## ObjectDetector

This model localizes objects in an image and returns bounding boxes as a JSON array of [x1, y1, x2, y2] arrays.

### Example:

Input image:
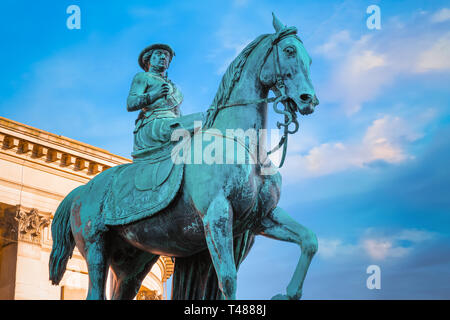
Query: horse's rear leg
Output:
[[85, 238, 109, 300], [258, 206, 318, 300], [110, 241, 160, 300], [203, 193, 236, 300]]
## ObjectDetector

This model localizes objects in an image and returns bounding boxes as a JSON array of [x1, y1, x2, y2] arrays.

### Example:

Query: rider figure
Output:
[[127, 43, 184, 161]]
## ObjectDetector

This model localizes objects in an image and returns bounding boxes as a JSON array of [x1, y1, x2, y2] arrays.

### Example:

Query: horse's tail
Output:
[[49, 186, 82, 285]]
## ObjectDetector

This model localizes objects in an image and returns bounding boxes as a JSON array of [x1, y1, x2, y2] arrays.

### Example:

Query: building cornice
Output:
[[0, 117, 131, 180]]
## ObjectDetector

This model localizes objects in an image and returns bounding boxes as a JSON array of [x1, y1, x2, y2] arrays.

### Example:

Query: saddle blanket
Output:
[[103, 157, 184, 226]]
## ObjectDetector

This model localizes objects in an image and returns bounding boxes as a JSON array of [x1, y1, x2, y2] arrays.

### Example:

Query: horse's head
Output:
[[260, 13, 319, 116]]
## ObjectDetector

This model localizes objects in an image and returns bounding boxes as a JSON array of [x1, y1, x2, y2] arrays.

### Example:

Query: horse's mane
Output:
[[204, 33, 271, 128]]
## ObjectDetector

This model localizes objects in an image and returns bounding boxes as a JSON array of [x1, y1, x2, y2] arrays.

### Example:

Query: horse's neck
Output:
[[212, 71, 268, 133], [207, 44, 272, 164]]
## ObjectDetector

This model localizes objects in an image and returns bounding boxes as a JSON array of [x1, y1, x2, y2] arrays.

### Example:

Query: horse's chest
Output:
[[234, 171, 281, 231], [258, 171, 282, 216]]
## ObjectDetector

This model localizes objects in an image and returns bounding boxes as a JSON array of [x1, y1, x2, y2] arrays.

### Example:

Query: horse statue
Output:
[[49, 13, 319, 300]]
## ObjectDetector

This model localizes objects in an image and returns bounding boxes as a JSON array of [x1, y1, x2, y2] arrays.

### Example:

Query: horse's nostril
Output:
[[300, 94, 312, 102]]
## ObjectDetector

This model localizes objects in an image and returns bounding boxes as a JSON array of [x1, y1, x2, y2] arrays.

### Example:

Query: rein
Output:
[[205, 28, 300, 168]]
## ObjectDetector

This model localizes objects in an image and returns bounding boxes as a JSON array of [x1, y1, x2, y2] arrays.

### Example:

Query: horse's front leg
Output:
[[202, 193, 236, 300], [258, 206, 318, 300]]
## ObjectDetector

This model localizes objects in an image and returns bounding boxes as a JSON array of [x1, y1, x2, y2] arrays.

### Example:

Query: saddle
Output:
[[103, 113, 204, 226]]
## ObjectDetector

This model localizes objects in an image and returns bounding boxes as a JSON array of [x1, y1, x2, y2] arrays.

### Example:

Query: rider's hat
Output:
[[138, 43, 175, 71]]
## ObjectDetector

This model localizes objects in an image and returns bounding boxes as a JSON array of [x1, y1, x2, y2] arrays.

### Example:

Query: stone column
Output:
[[0, 204, 59, 299], [0, 203, 18, 299]]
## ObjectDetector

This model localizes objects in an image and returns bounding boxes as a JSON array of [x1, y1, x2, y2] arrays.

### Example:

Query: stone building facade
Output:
[[0, 117, 173, 299]]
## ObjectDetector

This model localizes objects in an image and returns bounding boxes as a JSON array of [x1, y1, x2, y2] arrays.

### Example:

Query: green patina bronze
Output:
[[49, 13, 319, 300]]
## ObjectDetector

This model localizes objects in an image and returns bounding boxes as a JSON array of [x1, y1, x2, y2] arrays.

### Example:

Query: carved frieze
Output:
[[14, 206, 50, 244]]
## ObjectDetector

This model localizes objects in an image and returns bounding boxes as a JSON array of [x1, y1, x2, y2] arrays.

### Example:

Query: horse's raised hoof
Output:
[[271, 294, 289, 300]]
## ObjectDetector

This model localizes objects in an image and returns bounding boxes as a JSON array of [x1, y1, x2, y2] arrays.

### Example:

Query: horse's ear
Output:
[[272, 12, 285, 32]]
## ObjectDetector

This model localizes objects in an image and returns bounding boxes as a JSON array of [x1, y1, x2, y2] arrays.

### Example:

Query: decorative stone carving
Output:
[[18, 140, 32, 154], [75, 158, 88, 171], [14, 206, 50, 244], [3, 136, 20, 150], [136, 287, 162, 300]]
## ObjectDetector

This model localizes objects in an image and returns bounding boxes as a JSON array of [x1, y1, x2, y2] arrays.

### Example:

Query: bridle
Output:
[[205, 27, 301, 168]]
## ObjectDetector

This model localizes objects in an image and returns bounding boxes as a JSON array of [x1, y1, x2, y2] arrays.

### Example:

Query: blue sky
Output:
[[1, 0, 449, 299]]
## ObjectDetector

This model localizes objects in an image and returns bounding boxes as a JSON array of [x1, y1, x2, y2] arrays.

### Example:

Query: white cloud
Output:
[[279, 114, 425, 182], [416, 32, 450, 72], [431, 8, 450, 23], [215, 41, 249, 75], [318, 33, 393, 114], [318, 238, 358, 259], [316, 12, 450, 115], [350, 50, 386, 72], [207, 11, 261, 75], [394, 229, 435, 243], [315, 30, 351, 56], [318, 228, 436, 261], [362, 239, 410, 260], [362, 228, 436, 261], [362, 115, 422, 163]]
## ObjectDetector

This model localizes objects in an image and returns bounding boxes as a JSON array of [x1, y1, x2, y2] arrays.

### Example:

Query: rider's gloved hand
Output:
[[155, 83, 170, 99]]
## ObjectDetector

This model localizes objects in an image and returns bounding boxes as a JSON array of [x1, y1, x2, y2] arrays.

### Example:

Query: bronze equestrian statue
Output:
[[49, 13, 319, 300]]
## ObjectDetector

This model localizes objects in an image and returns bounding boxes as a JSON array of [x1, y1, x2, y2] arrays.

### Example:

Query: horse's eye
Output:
[[284, 46, 296, 56]]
